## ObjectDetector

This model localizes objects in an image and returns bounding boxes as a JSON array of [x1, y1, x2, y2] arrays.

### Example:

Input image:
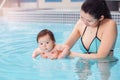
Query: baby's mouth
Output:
[[44, 48, 51, 52]]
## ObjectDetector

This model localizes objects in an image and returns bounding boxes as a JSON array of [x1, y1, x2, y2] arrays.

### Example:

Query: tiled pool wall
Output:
[[3, 9, 120, 25], [112, 12, 120, 25]]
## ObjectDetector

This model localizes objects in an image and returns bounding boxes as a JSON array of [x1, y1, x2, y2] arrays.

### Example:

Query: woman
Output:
[[58, 0, 118, 61], [57, 0, 118, 79]]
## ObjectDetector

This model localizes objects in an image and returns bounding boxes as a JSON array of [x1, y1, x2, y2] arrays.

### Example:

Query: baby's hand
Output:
[[47, 50, 59, 60], [51, 52, 59, 59]]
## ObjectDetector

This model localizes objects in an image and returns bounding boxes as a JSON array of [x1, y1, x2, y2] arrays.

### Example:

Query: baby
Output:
[[32, 29, 69, 59]]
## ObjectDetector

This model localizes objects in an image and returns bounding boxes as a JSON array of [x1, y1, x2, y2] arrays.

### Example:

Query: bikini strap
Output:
[[82, 26, 87, 37], [96, 21, 101, 36], [95, 21, 101, 53]]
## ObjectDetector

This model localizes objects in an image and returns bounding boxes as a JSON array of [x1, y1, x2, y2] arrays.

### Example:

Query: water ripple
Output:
[[0, 22, 120, 80]]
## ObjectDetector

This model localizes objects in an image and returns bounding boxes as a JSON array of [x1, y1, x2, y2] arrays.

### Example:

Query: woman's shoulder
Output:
[[101, 19, 117, 35], [99, 19, 117, 35], [100, 19, 117, 31], [102, 19, 116, 26]]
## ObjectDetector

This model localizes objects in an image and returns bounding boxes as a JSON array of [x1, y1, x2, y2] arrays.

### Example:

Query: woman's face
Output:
[[80, 10, 100, 27]]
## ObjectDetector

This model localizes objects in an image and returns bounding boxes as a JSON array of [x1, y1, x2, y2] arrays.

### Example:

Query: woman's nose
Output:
[[82, 18, 88, 25], [84, 20, 89, 26]]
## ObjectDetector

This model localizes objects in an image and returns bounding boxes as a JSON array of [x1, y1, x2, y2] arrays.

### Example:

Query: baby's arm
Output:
[[32, 48, 41, 59]]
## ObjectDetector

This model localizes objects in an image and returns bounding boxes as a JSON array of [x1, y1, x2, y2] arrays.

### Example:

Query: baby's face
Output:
[[38, 34, 55, 52]]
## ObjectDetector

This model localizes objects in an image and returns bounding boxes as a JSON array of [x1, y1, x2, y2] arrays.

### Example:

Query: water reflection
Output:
[[74, 58, 118, 80]]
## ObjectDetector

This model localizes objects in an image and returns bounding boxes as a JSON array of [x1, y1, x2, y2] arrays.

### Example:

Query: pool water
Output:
[[0, 22, 120, 80]]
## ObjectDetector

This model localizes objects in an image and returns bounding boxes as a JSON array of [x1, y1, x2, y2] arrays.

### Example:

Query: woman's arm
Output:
[[65, 20, 82, 49], [95, 20, 117, 59], [58, 20, 82, 58]]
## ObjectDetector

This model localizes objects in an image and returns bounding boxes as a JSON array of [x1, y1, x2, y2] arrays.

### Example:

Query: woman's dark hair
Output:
[[37, 29, 55, 42], [81, 0, 111, 19]]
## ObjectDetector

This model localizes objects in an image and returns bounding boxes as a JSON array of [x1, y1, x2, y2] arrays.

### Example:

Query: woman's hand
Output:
[[57, 44, 70, 59]]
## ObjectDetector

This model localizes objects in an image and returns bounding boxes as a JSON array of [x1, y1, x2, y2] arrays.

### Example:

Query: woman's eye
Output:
[[80, 16, 83, 19], [87, 20, 92, 23]]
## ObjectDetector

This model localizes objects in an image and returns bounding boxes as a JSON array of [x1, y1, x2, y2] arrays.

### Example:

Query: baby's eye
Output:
[[46, 42, 49, 44], [40, 43, 43, 45]]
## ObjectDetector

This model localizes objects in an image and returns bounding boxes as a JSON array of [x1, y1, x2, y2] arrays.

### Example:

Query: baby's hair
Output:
[[37, 29, 55, 42]]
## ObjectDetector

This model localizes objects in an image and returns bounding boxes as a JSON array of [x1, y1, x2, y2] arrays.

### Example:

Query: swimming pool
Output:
[[0, 21, 120, 80]]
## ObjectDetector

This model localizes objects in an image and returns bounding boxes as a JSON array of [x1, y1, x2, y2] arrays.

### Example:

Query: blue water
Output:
[[0, 21, 120, 80]]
